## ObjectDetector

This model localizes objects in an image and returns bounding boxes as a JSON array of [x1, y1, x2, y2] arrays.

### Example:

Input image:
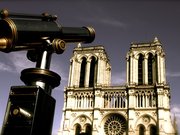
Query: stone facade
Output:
[[59, 38, 176, 135]]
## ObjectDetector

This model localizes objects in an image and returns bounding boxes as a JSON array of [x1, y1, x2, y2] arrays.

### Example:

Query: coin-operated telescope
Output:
[[0, 9, 95, 135]]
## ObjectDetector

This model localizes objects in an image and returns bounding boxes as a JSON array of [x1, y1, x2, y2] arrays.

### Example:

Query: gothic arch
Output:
[[136, 124, 145, 135], [74, 123, 81, 135], [144, 51, 155, 58], [83, 123, 92, 135], [79, 55, 88, 62], [146, 52, 154, 58], [87, 54, 98, 62], [137, 53, 144, 60], [135, 114, 157, 133], [71, 55, 88, 64], [134, 52, 145, 59], [136, 114, 157, 124], [72, 114, 92, 129], [148, 124, 157, 135]]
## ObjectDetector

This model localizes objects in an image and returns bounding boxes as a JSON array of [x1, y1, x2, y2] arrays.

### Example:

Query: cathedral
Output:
[[59, 38, 177, 135]]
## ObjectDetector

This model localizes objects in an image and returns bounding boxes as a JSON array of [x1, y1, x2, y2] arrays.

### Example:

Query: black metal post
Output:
[[1, 40, 61, 135]]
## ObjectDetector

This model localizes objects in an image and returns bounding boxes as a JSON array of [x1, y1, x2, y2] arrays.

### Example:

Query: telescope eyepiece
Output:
[[0, 9, 9, 19]]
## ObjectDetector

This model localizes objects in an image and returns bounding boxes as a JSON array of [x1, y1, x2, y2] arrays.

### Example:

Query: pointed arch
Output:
[[139, 124, 145, 135], [85, 124, 92, 135], [149, 124, 157, 135], [79, 57, 87, 87], [74, 123, 81, 135], [138, 54, 144, 85], [89, 56, 96, 87], [78, 55, 88, 62]]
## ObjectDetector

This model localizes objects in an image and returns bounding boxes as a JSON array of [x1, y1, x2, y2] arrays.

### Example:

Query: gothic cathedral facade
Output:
[[59, 38, 176, 135]]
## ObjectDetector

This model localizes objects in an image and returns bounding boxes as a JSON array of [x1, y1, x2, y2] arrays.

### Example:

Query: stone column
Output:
[[161, 53, 166, 84], [130, 56, 133, 84], [84, 60, 91, 87], [126, 55, 130, 84], [68, 60, 73, 87], [134, 58, 138, 84], [144, 57, 148, 84], [157, 54, 161, 84]]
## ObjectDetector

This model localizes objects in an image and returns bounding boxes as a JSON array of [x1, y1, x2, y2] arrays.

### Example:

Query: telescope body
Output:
[[0, 10, 95, 52]]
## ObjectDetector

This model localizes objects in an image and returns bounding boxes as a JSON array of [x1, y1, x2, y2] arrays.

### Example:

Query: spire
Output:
[[77, 43, 82, 48], [153, 37, 161, 44]]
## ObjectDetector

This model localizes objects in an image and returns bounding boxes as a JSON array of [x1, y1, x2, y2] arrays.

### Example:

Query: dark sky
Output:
[[0, 1, 180, 134]]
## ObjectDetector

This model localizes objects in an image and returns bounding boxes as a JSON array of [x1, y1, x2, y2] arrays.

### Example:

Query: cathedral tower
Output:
[[67, 45, 111, 88], [59, 38, 176, 135], [126, 37, 175, 135], [59, 45, 112, 135]]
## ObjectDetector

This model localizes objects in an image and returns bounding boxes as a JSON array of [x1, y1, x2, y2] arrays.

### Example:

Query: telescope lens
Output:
[[12, 108, 19, 116], [10, 106, 32, 119]]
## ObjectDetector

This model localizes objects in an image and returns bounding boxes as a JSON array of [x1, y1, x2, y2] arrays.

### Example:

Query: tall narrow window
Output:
[[138, 54, 144, 85], [89, 57, 96, 87], [75, 124, 81, 135], [79, 57, 86, 87], [139, 125, 145, 135], [150, 125, 157, 135], [148, 53, 153, 84], [85, 124, 92, 135]]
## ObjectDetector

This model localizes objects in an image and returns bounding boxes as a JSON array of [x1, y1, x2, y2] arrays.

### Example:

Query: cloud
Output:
[[0, 62, 13, 72], [0, 51, 69, 87], [75, 2, 127, 29], [9, 52, 35, 73], [171, 104, 180, 130], [100, 18, 126, 28], [80, 16, 126, 28], [166, 71, 180, 77], [9, 52, 69, 82], [171, 104, 180, 117], [50, 60, 69, 82]]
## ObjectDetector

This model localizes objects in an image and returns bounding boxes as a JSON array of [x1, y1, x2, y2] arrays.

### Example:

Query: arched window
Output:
[[148, 53, 153, 84], [150, 125, 157, 135], [89, 57, 96, 87], [139, 124, 145, 135], [79, 57, 86, 87], [85, 124, 92, 135], [138, 54, 144, 85], [75, 124, 81, 135]]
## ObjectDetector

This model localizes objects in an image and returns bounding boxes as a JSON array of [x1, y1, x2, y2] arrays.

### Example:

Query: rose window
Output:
[[104, 114, 126, 135]]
